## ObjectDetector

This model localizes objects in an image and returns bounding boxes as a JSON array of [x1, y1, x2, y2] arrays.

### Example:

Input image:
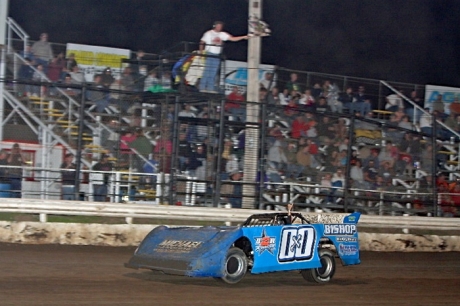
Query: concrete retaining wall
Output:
[[1, 221, 459, 252]]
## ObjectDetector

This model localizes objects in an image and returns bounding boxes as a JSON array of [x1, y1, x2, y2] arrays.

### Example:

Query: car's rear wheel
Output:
[[220, 247, 247, 284], [301, 249, 336, 283]]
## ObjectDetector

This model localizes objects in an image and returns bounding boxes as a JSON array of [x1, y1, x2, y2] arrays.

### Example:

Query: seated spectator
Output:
[[385, 92, 404, 112], [339, 87, 355, 114], [101, 67, 115, 89], [331, 167, 345, 203], [178, 104, 197, 118], [333, 118, 348, 140], [299, 89, 316, 112], [419, 109, 433, 136], [144, 70, 160, 91], [315, 97, 331, 113], [161, 71, 172, 89], [378, 161, 395, 184], [267, 138, 288, 171], [353, 85, 372, 116], [283, 96, 299, 123], [350, 159, 366, 189], [279, 88, 290, 105], [311, 83, 322, 99], [69, 65, 85, 84], [317, 117, 336, 141], [266, 87, 281, 110], [363, 148, 380, 168], [284, 142, 304, 179], [363, 159, 378, 188], [398, 115, 413, 130], [378, 141, 399, 168], [290, 115, 309, 139]]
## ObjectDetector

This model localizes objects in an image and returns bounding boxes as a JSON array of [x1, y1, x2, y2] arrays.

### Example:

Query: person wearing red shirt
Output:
[[291, 115, 309, 139], [225, 86, 246, 122]]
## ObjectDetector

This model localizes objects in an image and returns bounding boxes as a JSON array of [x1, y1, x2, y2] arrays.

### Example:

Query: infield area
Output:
[[0, 243, 458, 305]]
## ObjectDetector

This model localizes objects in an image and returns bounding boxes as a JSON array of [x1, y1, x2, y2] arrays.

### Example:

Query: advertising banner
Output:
[[222, 60, 275, 95], [424, 84, 460, 114], [66, 43, 131, 82]]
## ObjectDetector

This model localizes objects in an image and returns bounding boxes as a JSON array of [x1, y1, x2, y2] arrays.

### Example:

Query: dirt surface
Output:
[[0, 243, 459, 306]]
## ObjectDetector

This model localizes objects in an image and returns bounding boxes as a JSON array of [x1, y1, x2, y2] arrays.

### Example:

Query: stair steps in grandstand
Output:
[[70, 132, 90, 136]]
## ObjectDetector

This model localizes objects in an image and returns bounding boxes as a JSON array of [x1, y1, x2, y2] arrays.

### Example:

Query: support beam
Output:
[[242, 0, 262, 209], [0, 0, 9, 141]]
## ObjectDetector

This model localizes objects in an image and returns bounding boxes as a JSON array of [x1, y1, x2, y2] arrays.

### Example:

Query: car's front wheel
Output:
[[220, 247, 248, 284], [301, 249, 336, 283]]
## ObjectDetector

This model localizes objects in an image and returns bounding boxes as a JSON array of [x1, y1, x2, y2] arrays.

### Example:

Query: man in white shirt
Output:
[[199, 21, 247, 93]]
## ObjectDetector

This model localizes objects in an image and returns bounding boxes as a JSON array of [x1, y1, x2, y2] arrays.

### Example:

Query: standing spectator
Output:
[[31, 64, 46, 96], [431, 94, 447, 118], [221, 170, 243, 208], [315, 97, 332, 113], [285, 73, 301, 93], [267, 138, 288, 172], [60, 153, 77, 200], [178, 133, 193, 172], [0, 150, 10, 185], [120, 67, 135, 91], [350, 160, 366, 189], [385, 92, 404, 112], [225, 86, 246, 122], [199, 21, 247, 93], [31, 33, 53, 69], [129, 128, 153, 171], [65, 53, 78, 72], [87, 74, 108, 113], [260, 72, 276, 90], [47, 55, 64, 82], [92, 155, 113, 202], [17, 58, 35, 97], [7, 143, 27, 198]]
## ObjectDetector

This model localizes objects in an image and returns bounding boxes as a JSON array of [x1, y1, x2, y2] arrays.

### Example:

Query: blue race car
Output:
[[125, 211, 361, 284]]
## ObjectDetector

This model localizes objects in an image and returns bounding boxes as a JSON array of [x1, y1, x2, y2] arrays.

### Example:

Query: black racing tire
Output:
[[220, 247, 248, 284], [301, 249, 336, 284]]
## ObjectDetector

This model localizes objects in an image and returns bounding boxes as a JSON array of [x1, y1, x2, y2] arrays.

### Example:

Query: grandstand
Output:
[[1, 17, 459, 217]]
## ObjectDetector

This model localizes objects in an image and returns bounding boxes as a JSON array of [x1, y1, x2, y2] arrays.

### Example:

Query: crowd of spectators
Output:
[[8, 36, 460, 214]]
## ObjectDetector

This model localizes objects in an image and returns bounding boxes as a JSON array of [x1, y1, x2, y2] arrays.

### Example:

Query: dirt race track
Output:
[[0, 243, 459, 306]]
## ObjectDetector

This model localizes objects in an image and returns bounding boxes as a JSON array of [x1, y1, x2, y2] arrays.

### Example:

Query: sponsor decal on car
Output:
[[336, 237, 358, 242], [156, 240, 203, 253], [338, 244, 359, 256], [254, 229, 276, 255], [278, 226, 316, 262], [324, 224, 357, 236]]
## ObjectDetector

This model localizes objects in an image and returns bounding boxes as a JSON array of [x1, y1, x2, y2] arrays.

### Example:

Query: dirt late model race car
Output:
[[125, 211, 361, 284]]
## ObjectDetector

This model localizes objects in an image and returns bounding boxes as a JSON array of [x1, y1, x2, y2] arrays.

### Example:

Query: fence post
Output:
[[74, 84, 87, 201]]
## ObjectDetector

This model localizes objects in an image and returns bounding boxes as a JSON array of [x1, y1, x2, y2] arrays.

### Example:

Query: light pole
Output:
[[0, 0, 9, 142], [242, 0, 262, 208]]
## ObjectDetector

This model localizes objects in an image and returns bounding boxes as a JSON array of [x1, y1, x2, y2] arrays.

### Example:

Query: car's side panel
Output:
[[244, 224, 324, 274]]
